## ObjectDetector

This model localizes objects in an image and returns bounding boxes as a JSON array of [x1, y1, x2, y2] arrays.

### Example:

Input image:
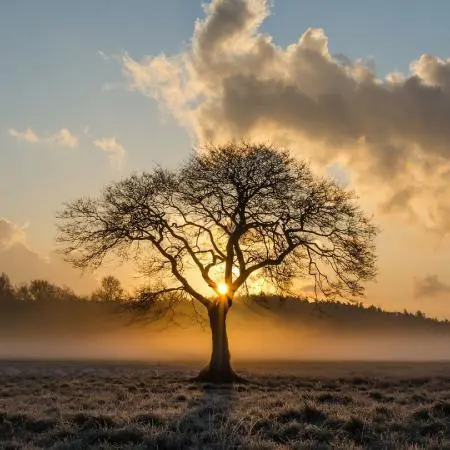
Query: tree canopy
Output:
[[57, 142, 378, 382], [58, 143, 377, 303]]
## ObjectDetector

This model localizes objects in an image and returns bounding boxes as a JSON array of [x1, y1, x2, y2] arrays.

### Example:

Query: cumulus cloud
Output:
[[93, 136, 126, 167], [0, 217, 95, 293], [8, 127, 78, 148], [414, 274, 450, 299], [8, 128, 40, 143], [119, 0, 450, 233]]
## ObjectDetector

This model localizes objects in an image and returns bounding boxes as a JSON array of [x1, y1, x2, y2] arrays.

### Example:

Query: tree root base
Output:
[[192, 366, 247, 384]]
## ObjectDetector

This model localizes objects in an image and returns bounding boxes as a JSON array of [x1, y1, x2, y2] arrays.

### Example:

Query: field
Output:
[[0, 361, 449, 449]]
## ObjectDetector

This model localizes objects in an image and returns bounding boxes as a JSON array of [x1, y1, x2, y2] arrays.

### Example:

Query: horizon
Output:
[[1, 271, 447, 322]]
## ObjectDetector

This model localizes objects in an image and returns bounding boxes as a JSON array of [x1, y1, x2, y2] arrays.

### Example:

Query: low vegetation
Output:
[[0, 361, 449, 449]]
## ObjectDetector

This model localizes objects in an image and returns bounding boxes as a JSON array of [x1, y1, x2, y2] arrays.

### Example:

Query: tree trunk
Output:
[[195, 300, 241, 383]]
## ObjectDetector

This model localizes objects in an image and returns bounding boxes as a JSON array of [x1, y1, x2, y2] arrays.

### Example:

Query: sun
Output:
[[217, 282, 229, 295]]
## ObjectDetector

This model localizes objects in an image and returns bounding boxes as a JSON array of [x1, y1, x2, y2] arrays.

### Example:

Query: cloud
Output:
[[8, 126, 128, 167], [8, 127, 78, 148], [48, 128, 78, 148], [93, 136, 126, 167], [0, 217, 96, 294], [414, 274, 450, 299], [8, 128, 40, 143], [0, 218, 28, 249], [119, 0, 450, 233], [98, 50, 110, 61], [100, 81, 125, 92]]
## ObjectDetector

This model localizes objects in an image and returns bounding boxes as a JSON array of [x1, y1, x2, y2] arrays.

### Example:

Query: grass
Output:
[[0, 361, 449, 449]]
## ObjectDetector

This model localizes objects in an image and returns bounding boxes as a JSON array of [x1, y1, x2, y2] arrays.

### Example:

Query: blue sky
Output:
[[265, 1, 450, 74], [2, 1, 450, 316]]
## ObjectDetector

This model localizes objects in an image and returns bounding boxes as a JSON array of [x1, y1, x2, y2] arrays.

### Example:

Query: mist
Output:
[[1, 305, 448, 362]]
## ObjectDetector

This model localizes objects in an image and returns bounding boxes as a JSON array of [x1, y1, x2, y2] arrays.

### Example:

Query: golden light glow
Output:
[[217, 282, 229, 295], [250, 275, 277, 294]]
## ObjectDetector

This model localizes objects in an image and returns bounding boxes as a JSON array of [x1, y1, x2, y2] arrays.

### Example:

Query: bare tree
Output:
[[57, 142, 377, 382], [92, 275, 125, 302]]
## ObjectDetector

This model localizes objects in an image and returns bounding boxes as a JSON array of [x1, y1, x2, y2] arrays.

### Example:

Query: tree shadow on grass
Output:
[[169, 382, 241, 449]]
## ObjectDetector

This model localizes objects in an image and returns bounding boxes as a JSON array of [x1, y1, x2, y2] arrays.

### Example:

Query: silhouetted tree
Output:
[[415, 310, 426, 319], [0, 273, 14, 303], [92, 275, 125, 302], [28, 280, 57, 302], [57, 142, 378, 382]]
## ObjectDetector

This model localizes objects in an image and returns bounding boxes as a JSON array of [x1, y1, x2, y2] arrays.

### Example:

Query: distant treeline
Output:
[[243, 295, 450, 335], [0, 272, 449, 338], [0, 273, 127, 337]]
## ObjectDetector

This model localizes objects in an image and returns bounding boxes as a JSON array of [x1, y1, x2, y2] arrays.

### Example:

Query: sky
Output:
[[2, 0, 450, 318]]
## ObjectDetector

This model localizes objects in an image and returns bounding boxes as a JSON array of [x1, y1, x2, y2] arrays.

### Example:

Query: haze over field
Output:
[[2, 324, 449, 363], [0, 280, 449, 362]]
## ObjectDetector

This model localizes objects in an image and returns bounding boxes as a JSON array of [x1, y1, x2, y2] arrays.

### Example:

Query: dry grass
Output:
[[0, 361, 449, 449]]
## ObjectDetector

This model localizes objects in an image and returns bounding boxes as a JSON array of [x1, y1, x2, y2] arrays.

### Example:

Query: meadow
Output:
[[0, 360, 449, 449]]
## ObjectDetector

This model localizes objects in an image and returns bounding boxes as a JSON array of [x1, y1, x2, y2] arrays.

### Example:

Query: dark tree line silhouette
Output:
[[0, 272, 127, 337], [0, 272, 448, 340]]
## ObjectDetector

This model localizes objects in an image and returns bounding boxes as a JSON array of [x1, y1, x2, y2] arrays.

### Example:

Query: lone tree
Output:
[[57, 143, 377, 382]]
